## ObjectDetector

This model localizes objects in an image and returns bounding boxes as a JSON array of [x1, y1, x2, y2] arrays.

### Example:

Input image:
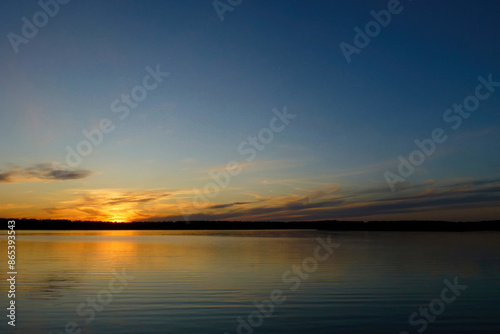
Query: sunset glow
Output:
[[1, 1, 499, 223]]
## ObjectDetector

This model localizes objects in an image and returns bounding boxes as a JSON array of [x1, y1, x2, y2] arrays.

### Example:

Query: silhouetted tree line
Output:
[[2, 218, 499, 231]]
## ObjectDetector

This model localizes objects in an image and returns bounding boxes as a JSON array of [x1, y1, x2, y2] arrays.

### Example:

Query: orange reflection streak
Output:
[[2, 231, 349, 300]]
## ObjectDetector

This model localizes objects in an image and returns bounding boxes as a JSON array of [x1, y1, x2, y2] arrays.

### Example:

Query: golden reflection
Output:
[[1, 230, 496, 304]]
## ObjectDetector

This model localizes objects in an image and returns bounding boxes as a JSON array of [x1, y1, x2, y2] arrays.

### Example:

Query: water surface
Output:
[[2, 230, 499, 333]]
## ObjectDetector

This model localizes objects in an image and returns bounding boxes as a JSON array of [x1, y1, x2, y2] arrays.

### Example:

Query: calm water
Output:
[[1, 230, 500, 334]]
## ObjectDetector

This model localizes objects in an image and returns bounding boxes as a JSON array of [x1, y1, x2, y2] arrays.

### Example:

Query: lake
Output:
[[2, 230, 499, 333]]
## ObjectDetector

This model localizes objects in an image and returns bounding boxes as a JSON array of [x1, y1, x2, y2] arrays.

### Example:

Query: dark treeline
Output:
[[3, 218, 500, 231]]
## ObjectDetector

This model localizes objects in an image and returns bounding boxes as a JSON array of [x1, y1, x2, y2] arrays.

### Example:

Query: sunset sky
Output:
[[1, 0, 499, 222]]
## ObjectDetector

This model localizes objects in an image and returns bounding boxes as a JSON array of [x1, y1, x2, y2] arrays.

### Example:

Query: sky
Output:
[[1, 0, 499, 222]]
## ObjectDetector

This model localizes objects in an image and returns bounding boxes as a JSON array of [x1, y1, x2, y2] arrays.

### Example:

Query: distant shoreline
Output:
[[3, 218, 500, 231]]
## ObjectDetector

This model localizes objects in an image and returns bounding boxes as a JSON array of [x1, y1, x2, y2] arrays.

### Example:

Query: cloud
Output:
[[143, 178, 500, 222], [0, 171, 15, 183], [0, 164, 93, 183], [42, 189, 171, 222], [104, 192, 171, 206], [207, 201, 254, 210]]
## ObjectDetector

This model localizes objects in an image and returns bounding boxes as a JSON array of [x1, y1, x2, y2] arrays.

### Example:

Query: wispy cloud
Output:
[[0, 164, 93, 184], [142, 178, 500, 222], [43, 189, 171, 221]]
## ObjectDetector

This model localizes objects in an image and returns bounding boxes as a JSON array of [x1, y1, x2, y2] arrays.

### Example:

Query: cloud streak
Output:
[[0, 164, 92, 183], [142, 178, 500, 222], [43, 189, 171, 222]]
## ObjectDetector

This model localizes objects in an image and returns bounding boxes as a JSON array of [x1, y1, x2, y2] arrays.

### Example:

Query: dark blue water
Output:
[[2, 230, 499, 333]]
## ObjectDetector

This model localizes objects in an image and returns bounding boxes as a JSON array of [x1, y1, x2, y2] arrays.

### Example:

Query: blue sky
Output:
[[1, 0, 499, 222]]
